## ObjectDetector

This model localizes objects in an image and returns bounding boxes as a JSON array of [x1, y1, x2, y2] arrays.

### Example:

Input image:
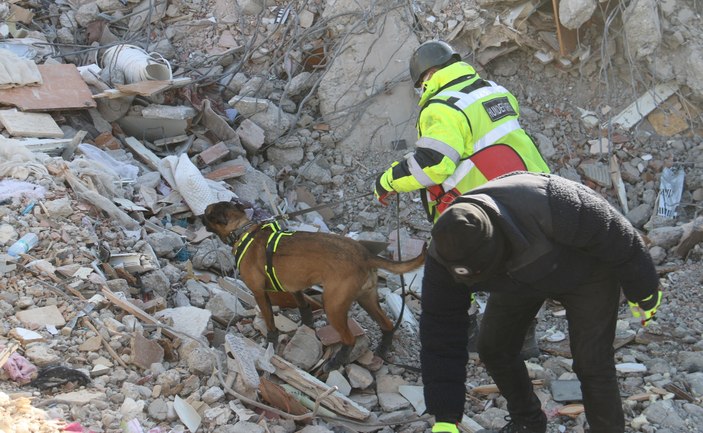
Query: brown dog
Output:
[[202, 201, 426, 371]]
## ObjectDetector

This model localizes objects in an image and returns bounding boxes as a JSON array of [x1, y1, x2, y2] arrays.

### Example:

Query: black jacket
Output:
[[421, 172, 659, 420]]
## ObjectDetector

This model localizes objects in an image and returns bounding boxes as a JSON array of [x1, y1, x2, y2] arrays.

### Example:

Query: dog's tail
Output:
[[369, 243, 427, 274]]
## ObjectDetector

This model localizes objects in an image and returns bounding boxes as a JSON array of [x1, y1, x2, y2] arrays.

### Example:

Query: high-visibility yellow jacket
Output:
[[378, 62, 550, 221]]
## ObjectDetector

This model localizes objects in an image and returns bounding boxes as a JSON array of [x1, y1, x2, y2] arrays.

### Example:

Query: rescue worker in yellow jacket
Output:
[[374, 40, 550, 222], [373, 40, 551, 359]]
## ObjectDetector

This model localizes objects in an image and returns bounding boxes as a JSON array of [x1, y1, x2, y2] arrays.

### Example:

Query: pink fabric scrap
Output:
[[2, 352, 37, 383]]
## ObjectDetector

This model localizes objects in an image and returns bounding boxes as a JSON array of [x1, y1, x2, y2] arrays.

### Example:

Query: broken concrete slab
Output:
[[236, 118, 265, 153], [154, 306, 212, 339], [318, 2, 419, 155], [15, 305, 66, 327], [0, 110, 64, 138]]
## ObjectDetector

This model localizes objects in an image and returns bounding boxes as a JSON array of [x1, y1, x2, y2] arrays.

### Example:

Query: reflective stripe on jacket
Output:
[[378, 62, 550, 222]]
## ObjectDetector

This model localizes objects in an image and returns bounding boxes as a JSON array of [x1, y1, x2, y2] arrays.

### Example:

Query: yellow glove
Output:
[[432, 422, 459, 433], [628, 290, 662, 326]]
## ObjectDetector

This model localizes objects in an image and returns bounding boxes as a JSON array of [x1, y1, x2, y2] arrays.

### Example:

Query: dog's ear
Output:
[[203, 202, 231, 225]]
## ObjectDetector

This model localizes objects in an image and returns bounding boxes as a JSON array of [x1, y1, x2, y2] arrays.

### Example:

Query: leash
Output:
[[271, 191, 373, 222], [380, 194, 422, 373]]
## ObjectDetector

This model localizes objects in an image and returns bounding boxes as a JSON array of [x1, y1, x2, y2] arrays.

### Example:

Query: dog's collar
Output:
[[225, 221, 258, 246]]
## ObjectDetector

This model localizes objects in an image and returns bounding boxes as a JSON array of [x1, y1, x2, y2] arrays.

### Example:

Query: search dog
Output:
[[202, 201, 426, 371]]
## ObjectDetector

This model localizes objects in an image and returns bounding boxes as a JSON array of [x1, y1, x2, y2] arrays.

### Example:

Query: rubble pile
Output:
[[0, 0, 702, 432]]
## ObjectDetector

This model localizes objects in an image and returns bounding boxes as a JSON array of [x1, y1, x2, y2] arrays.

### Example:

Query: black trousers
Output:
[[477, 271, 625, 433]]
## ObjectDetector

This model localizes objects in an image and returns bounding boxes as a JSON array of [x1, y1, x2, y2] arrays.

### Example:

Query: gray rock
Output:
[[187, 347, 215, 375], [378, 392, 411, 411], [297, 426, 334, 433], [146, 230, 184, 258], [286, 72, 313, 98], [206, 290, 245, 322], [643, 399, 686, 430], [532, 132, 556, 159], [140, 270, 171, 298], [648, 246, 667, 265], [186, 279, 210, 308], [559, 0, 597, 30], [281, 326, 322, 370], [300, 161, 332, 184], [349, 392, 378, 411], [227, 167, 277, 207], [678, 351, 703, 372], [75, 2, 100, 27], [202, 386, 226, 404], [267, 146, 304, 168], [240, 76, 274, 99], [228, 421, 265, 433], [346, 363, 374, 389], [147, 398, 168, 421], [686, 372, 703, 397], [326, 370, 352, 396], [623, 0, 661, 59], [647, 226, 683, 249], [626, 204, 652, 228]]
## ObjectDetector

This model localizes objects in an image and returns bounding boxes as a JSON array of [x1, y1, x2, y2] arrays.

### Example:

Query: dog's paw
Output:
[[374, 331, 395, 357], [322, 344, 352, 372], [321, 358, 341, 373], [299, 305, 314, 328], [266, 330, 280, 347]]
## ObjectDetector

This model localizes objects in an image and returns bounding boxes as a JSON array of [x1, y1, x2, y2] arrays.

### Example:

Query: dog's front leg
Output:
[[292, 292, 314, 328], [255, 291, 280, 346]]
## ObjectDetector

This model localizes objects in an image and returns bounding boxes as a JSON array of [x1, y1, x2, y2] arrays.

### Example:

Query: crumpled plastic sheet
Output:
[[159, 154, 237, 215], [57, 162, 140, 232], [2, 352, 38, 384], [0, 179, 46, 202], [0, 138, 51, 180], [77, 143, 138, 181]]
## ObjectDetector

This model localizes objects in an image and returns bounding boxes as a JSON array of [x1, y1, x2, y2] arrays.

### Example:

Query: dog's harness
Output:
[[230, 220, 293, 292]]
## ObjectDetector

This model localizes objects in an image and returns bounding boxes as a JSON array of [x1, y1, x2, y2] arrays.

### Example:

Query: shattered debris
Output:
[[0, 0, 702, 432]]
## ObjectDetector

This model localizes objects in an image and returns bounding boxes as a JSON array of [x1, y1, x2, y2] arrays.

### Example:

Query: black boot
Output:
[[519, 319, 540, 360], [467, 312, 479, 353]]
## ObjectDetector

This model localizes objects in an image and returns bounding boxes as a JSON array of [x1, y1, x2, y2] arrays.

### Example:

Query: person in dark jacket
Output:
[[422, 172, 662, 433]]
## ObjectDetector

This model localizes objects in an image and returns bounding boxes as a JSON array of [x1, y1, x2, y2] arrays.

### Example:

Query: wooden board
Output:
[[0, 110, 64, 138], [551, 0, 578, 57], [0, 64, 96, 111]]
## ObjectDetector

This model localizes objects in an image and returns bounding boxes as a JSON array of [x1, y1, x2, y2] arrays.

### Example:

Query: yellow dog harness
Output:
[[233, 221, 294, 292]]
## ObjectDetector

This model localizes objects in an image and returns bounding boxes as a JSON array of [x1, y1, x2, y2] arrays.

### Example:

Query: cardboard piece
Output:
[[0, 64, 96, 111]]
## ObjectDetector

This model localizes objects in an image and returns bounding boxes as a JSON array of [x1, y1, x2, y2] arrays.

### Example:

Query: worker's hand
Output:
[[374, 172, 395, 206], [628, 289, 662, 326], [431, 422, 459, 433]]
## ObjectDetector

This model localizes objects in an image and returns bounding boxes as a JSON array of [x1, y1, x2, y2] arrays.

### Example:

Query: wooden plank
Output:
[[551, 0, 577, 57], [123, 136, 161, 170], [117, 78, 192, 97], [270, 354, 370, 420], [603, 81, 679, 130], [0, 64, 96, 111], [100, 286, 178, 340], [0, 110, 64, 138]]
